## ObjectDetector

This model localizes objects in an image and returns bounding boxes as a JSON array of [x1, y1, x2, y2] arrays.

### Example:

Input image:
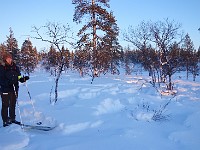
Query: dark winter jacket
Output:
[[0, 62, 21, 93]]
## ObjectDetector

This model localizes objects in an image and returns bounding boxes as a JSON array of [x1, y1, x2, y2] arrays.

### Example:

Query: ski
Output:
[[0, 123, 56, 131], [20, 124, 56, 131]]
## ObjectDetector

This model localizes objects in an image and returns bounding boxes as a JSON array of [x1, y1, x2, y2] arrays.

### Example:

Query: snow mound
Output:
[[59, 120, 103, 135], [94, 98, 125, 115]]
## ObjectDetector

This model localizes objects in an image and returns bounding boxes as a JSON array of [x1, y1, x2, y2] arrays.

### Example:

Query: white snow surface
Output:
[[0, 69, 200, 150]]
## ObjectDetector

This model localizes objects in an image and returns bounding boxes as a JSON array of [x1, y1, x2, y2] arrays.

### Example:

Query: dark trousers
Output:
[[1, 92, 17, 123]]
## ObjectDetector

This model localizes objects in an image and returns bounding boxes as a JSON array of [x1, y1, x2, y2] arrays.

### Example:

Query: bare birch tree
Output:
[[32, 22, 72, 103]]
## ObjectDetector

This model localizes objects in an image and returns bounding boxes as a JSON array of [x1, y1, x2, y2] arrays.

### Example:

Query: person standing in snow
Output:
[[0, 52, 29, 127]]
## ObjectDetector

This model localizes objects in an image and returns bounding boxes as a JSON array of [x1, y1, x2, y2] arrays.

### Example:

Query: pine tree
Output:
[[98, 11, 122, 75], [72, 0, 121, 81]]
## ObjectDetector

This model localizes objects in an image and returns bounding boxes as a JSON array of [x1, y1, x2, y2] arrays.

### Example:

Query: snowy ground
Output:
[[0, 69, 200, 150]]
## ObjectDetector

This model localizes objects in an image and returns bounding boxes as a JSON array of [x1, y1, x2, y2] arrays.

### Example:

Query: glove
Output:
[[19, 76, 29, 83], [25, 76, 29, 81]]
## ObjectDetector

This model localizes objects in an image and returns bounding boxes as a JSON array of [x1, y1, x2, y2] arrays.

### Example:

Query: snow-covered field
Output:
[[0, 69, 200, 150]]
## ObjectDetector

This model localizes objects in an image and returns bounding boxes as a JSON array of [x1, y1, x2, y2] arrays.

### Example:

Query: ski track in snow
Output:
[[0, 71, 200, 150]]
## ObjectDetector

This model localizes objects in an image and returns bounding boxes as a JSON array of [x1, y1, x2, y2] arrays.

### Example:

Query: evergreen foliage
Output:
[[0, 3, 199, 100], [20, 39, 38, 75], [5, 28, 20, 65], [72, 0, 121, 81]]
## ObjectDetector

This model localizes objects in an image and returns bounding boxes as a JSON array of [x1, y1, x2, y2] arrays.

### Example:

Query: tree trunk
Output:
[[168, 74, 172, 90], [92, 0, 97, 70], [54, 65, 63, 103]]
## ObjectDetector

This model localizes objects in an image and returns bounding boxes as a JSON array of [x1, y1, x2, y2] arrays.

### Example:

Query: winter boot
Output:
[[7, 117, 12, 125], [3, 122, 9, 127], [11, 120, 21, 125]]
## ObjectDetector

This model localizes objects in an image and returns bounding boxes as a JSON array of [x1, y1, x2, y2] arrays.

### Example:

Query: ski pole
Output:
[[24, 82, 42, 125], [13, 84, 24, 130], [24, 82, 36, 113]]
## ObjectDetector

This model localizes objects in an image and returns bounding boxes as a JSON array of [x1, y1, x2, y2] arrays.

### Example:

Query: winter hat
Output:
[[2, 52, 12, 61]]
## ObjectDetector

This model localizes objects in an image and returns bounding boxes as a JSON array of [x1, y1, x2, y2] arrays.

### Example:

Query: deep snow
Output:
[[0, 68, 200, 150]]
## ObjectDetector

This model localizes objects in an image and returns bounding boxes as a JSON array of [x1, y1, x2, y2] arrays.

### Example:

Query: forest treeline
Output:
[[0, 0, 200, 102], [1, 27, 199, 81]]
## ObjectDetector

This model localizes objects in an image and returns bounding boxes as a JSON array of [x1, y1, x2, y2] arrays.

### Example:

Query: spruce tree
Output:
[[182, 33, 195, 79], [20, 39, 38, 75], [5, 28, 20, 64]]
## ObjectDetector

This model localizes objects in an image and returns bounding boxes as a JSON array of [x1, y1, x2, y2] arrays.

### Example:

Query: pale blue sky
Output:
[[0, 0, 199, 51]]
